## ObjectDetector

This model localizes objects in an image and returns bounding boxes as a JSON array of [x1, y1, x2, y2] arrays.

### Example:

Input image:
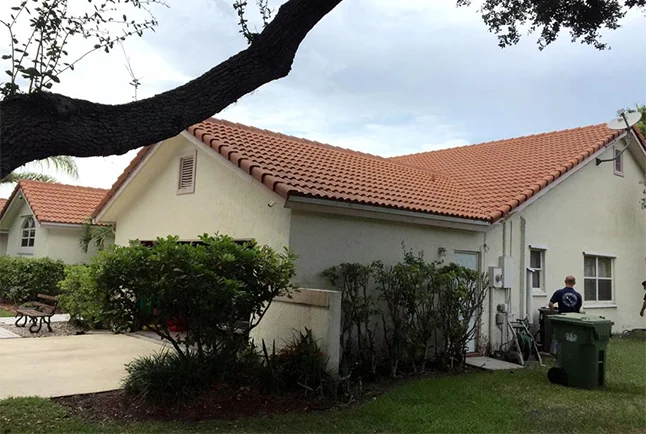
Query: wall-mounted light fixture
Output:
[[438, 247, 447, 257]]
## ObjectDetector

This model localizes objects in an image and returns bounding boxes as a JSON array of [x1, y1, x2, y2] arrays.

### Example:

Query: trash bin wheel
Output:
[[548, 367, 568, 386]]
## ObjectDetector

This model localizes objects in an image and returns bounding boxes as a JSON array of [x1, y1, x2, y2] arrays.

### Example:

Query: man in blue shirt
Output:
[[549, 275, 582, 314]]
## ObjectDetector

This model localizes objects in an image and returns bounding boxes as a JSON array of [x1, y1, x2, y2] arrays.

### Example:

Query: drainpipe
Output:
[[519, 217, 526, 319], [522, 217, 532, 321], [483, 231, 493, 352]]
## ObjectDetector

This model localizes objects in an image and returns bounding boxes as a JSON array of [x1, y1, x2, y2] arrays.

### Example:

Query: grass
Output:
[[0, 308, 14, 317], [0, 335, 644, 434]]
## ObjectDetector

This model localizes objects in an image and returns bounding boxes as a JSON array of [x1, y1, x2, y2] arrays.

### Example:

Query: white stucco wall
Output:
[[289, 211, 487, 289], [288, 210, 503, 350], [522, 144, 646, 332], [106, 135, 291, 251], [251, 288, 341, 375], [5, 199, 48, 258], [44, 227, 109, 264]]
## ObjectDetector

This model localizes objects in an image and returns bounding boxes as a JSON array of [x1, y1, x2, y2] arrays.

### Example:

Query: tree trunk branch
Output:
[[0, 0, 343, 178]]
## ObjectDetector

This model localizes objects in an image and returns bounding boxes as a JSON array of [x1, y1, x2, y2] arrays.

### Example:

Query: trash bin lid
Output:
[[548, 312, 613, 325]]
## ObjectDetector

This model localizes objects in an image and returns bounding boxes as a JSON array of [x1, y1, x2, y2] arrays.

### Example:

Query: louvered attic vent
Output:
[[177, 153, 196, 194]]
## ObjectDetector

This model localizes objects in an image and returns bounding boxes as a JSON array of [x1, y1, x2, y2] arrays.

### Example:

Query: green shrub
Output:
[[0, 256, 65, 303], [123, 351, 212, 404], [57, 265, 104, 330], [261, 329, 333, 396]]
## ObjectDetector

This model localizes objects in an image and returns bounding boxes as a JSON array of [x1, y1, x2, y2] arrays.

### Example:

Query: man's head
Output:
[[642, 280, 646, 291], [565, 276, 576, 288]]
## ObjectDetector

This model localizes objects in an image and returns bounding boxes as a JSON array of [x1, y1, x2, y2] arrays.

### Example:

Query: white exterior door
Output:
[[453, 251, 480, 353]]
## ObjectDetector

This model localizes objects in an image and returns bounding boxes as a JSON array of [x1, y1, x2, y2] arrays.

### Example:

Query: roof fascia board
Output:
[[491, 134, 625, 226], [627, 129, 646, 174], [40, 222, 83, 229], [181, 131, 254, 183], [0, 187, 38, 227], [94, 142, 163, 223], [286, 196, 490, 232], [180, 131, 286, 206]]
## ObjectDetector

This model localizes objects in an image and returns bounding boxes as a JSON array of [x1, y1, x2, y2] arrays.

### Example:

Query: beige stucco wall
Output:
[[0, 233, 7, 255], [251, 288, 341, 375], [107, 135, 291, 251], [522, 143, 646, 332]]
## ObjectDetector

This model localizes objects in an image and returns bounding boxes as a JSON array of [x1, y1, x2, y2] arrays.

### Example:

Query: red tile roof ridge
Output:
[[203, 118, 388, 161], [17, 179, 108, 193], [1, 180, 109, 225], [390, 123, 609, 160]]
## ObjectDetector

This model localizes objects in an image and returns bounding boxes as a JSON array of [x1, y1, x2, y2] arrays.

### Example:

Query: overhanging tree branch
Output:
[[0, 0, 343, 178]]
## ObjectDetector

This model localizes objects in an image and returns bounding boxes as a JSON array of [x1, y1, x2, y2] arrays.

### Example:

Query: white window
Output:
[[20, 217, 36, 248], [530, 249, 544, 292], [613, 147, 623, 176], [583, 255, 613, 302], [177, 152, 196, 194]]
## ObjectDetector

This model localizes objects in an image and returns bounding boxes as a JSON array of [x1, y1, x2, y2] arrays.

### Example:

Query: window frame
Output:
[[19, 216, 36, 251], [613, 146, 624, 177], [583, 254, 615, 306], [177, 151, 197, 195], [529, 249, 545, 293]]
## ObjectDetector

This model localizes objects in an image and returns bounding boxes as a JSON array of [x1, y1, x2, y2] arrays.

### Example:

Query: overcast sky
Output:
[[1, 0, 644, 198]]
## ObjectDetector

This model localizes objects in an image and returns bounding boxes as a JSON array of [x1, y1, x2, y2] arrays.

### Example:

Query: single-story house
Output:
[[92, 118, 646, 353], [0, 180, 112, 263]]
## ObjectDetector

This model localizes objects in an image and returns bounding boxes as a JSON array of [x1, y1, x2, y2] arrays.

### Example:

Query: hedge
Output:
[[0, 256, 66, 303]]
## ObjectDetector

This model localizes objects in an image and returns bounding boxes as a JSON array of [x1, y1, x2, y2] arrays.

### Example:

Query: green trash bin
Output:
[[547, 313, 613, 389]]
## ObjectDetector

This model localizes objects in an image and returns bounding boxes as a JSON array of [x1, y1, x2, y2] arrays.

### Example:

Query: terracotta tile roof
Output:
[[1, 181, 108, 225], [0, 199, 6, 213], [94, 119, 630, 224], [93, 119, 490, 221], [390, 124, 624, 220]]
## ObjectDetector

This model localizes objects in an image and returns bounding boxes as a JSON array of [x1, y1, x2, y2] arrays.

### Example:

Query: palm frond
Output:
[[34, 156, 79, 179], [0, 171, 58, 184], [79, 218, 114, 253]]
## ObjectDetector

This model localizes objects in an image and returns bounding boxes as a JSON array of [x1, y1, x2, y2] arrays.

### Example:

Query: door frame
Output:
[[453, 250, 481, 354]]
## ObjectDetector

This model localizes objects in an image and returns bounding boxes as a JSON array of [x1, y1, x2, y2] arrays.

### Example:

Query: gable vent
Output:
[[177, 153, 196, 194]]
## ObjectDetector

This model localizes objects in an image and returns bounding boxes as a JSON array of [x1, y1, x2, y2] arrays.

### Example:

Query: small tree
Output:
[[434, 263, 489, 369], [323, 262, 377, 377]]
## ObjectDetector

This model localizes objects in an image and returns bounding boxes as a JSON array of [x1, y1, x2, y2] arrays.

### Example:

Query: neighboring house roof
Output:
[[0, 181, 108, 225], [0, 199, 6, 211], [94, 118, 640, 224]]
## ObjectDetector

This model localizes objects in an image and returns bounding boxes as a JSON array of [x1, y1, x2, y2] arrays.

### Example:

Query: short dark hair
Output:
[[642, 280, 646, 287]]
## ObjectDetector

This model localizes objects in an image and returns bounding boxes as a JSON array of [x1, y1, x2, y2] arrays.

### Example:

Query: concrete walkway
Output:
[[466, 356, 523, 371], [0, 333, 162, 399]]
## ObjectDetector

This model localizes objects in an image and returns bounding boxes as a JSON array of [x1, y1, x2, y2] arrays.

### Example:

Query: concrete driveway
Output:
[[0, 333, 163, 399]]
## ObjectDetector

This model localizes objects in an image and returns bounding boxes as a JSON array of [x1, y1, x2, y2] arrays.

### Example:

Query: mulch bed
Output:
[[54, 387, 336, 423], [54, 367, 467, 423], [0, 321, 83, 338]]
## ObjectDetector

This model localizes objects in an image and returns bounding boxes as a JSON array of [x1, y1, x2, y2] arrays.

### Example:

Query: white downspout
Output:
[[522, 217, 532, 321], [519, 217, 526, 319]]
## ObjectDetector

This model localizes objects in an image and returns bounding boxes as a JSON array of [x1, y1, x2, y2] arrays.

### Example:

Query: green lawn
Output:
[[1, 336, 644, 434], [0, 308, 14, 317]]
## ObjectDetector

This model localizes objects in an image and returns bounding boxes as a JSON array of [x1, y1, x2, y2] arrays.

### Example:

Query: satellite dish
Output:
[[606, 111, 642, 130]]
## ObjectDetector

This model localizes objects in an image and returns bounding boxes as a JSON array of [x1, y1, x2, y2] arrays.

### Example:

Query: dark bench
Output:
[[15, 294, 58, 333]]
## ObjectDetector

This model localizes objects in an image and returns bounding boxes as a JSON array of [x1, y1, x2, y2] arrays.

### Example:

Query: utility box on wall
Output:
[[488, 267, 504, 289], [499, 255, 517, 289]]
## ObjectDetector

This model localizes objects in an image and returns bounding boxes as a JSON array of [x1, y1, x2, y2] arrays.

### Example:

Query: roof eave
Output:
[[286, 195, 491, 232]]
